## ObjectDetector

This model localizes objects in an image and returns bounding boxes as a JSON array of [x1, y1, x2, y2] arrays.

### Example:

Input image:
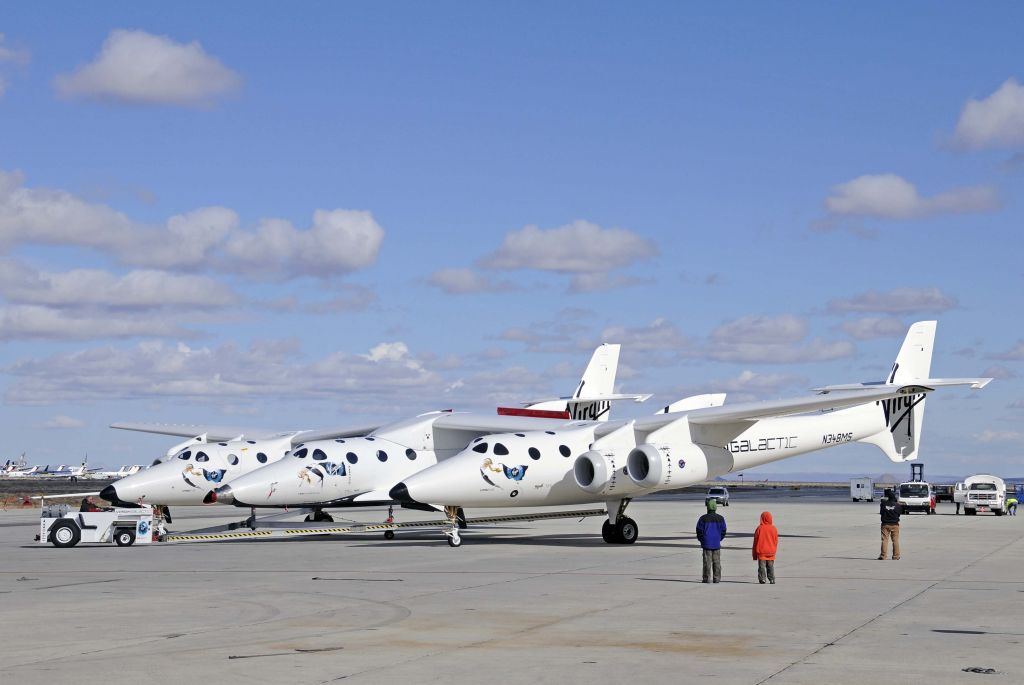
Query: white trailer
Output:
[[38, 503, 156, 547], [850, 477, 874, 502]]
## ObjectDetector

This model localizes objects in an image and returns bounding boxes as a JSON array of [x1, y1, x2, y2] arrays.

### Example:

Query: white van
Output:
[[896, 481, 935, 514], [850, 477, 874, 502]]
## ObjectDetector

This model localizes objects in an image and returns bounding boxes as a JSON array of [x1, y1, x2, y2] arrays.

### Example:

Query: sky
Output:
[[1, 2, 1022, 478]]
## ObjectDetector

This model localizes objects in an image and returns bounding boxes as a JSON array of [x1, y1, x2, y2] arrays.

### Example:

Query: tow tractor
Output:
[[37, 502, 158, 548]]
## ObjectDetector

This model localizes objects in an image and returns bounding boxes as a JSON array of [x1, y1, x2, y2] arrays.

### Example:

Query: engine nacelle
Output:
[[573, 450, 611, 494], [626, 441, 712, 490], [573, 449, 652, 496]]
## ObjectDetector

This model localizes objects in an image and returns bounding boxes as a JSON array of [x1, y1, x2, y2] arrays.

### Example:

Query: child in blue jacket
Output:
[[696, 499, 727, 583]]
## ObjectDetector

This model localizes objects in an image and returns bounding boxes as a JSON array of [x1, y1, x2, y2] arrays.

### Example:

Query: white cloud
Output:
[[0, 170, 384, 277], [568, 272, 645, 293], [953, 78, 1024, 150], [703, 337, 854, 364], [840, 316, 907, 340], [41, 415, 86, 429], [684, 369, 808, 401], [427, 268, 509, 294], [483, 220, 657, 273], [824, 174, 998, 219], [0, 33, 30, 98], [0, 305, 194, 341], [0, 260, 238, 308], [6, 339, 440, 405], [975, 429, 1024, 443], [980, 365, 1016, 380], [828, 288, 957, 314], [710, 314, 806, 344], [990, 340, 1024, 361], [600, 318, 690, 352], [54, 29, 240, 107]]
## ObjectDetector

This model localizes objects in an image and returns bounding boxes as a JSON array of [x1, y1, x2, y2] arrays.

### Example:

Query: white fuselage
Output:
[[221, 435, 438, 507], [103, 438, 291, 505], [398, 403, 888, 508]]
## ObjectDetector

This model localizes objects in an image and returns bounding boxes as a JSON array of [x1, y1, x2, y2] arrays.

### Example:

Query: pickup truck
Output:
[[962, 474, 1006, 516]]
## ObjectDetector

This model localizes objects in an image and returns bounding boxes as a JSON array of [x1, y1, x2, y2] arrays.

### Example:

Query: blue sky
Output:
[[1, 3, 1022, 477]]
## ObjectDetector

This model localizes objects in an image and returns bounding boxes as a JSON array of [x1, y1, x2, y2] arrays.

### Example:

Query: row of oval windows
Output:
[[471, 439, 572, 460], [292, 447, 418, 464], [176, 450, 269, 465]]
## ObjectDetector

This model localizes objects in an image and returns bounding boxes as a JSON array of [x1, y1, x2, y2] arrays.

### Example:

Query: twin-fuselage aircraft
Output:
[[104, 323, 990, 546]]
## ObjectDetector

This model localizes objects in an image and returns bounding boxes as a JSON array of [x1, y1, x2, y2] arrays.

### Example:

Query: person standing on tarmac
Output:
[[697, 499, 727, 583], [752, 511, 779, 584], [879, 488, 902, 560]]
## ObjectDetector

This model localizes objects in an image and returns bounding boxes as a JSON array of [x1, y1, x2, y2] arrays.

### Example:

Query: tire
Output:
[[966, 508, 976, 516], [447, 534, 462, 548], [994, 509, 1003, 517], [114, 528, 136, 546], [384, 530, 395, 540], [50, 520, 81, 548], [616, 517, 639, 545], [601, 520, 619, 544]]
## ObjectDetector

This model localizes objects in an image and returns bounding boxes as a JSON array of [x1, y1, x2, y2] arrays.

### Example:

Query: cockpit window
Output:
[[195, 452, 210, 462], [312, 449, 327, 461], [218, 442, 228, 447], [493, 443, 509, 456], [257, 452, 268, 463], [545, 431, 556, 435], [294, 448, 309, 459], [227, 454, 239, 466], [515, 433, 525, 437], [559, 445, 571, 457], [177, 451, 192, 460], [472, 442, 488, 453], [335, 439, 346, 443]]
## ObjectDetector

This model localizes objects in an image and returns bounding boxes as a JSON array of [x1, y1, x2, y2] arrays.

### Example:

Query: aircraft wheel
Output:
[[601, 520, 620, 544], [616, 517, 639, 545], [50, 521, 80, 548], [447, 533, 462, 548], [384, 530, 395, 540], [114, 528, 136, 546]]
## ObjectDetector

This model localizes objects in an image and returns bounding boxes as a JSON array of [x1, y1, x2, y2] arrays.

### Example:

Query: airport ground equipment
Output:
[[961, 474, 1006, 516], [932, 484, 955, 502], [37, 503, 155, 548], [705, 486, 730, 506], [850, 477, 874, 501], [896, 481, 935, 514]]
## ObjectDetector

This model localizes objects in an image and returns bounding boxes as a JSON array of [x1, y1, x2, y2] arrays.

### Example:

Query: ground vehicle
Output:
[[38, 503, 156, 548], [933, 484, 955, 502], [962, 474, 1006, 516], [706, 486, 730, 506], [896, 481, 935, 514], [850, 477, 874, 501]]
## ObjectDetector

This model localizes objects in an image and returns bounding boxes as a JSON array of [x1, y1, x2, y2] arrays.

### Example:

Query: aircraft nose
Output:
[[99, 484, 119, 503], [389, 482, 416, 505], [213, 484, 235, 505]]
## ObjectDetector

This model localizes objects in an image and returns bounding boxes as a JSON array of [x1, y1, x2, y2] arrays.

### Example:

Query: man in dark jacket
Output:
[[697, 499, 727, 583], [879, 488, 902, 560]]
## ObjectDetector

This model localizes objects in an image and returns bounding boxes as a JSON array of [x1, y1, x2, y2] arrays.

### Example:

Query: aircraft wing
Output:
[[111, 422, 382, 445], [430, 412, 585, 433], [631, 385, 936, 431], [813, 377, 992, 392]]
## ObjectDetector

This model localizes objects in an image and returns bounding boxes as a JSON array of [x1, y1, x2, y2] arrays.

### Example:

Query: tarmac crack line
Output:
[[754, 528, 1024, 685]]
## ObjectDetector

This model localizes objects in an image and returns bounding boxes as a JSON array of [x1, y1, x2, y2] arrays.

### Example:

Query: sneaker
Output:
[[713, 579, 720, 583], [892, 556, 900, 560], [759, 580, 766, 584], [702, 580, 710, 584], [877, 556, 885, 560], [769, 580, 775, 584]]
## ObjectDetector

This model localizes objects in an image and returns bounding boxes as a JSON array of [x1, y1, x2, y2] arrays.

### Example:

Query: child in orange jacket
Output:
[[752, 511, 778, 584]]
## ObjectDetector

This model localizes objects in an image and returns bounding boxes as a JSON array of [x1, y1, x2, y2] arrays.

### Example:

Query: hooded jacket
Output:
[[752, 511, 778, 561], [696, 506, 727, 550]]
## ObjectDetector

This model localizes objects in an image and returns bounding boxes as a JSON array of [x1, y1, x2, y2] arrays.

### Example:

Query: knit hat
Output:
[[706, 499, 717, 512]]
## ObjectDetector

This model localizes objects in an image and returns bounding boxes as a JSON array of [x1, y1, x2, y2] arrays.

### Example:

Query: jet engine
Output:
[[573, 449, 650, 496], [626, 441, 713, 490]]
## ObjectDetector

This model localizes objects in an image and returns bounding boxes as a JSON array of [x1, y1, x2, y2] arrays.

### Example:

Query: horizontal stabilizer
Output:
[[523, 393, 652, 407], [815, 377, 992, 393], [657, 393, 727, 414]]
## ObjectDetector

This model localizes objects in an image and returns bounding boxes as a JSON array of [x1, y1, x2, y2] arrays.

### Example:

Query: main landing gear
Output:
[[602, 499, 638, 544], [304, 508, 334, 523]]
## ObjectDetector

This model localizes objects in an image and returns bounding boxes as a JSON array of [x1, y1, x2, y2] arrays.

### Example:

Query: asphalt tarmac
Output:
[[1, 492, 1021, 684]]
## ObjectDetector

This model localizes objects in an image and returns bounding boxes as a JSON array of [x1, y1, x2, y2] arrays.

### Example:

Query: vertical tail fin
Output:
[[861, 321, 936, 462], [566, 343, 620, 421]]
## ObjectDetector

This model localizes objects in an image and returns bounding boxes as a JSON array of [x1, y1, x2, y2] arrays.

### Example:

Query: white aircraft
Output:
[[102, 344, 647, 512], [388, 321, 992, 546]]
